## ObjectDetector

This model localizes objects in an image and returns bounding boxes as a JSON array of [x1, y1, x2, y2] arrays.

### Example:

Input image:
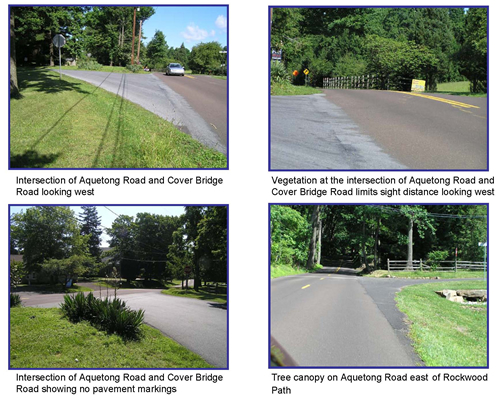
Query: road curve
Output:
[[55, 70, 226, 155], [17, 288, 228, 368]]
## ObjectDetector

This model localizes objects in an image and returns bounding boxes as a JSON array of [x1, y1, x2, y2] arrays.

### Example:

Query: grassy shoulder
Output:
[[161, 286, 227, 304], [10, 307, 212, 368], [10, 69, 226, 168], [364, 270, 485, 279], [271, 263, 322, 279], [58, 65, 150, 74], [426, 81, 487, 97], [13, 284, 93, 293], [271, 82, 322, 96], [396, 280, 487, 366]]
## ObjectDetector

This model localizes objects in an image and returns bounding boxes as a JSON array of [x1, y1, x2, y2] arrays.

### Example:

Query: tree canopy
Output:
[[271, 7, 487, 91]]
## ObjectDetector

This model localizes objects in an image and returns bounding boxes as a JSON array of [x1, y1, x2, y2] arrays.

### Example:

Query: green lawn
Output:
[[396, 280, 487, 366], [365, 270, 485, 279], [13, 283, 92, 294], [426, 81, 487, 97], [10, 69, 226, 168], [58, 65, 150, 74], [271, 263, 322, 279], [161, 287, 227, 304], [10, 307, 212, 368], [271, 82, 322, 96]]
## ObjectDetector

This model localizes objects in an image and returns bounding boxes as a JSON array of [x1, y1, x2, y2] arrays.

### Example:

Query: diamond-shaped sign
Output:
[[303, 69, 310, 75]]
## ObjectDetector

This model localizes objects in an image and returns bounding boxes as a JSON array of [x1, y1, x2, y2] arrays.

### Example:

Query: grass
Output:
[[10, 307, 212, 368], [13, 283, 93, 294], [58, 65, 150, 74], [271, 263, 322, 279], [94, 278, 166, 289], [396, 280, 487, 366], [10, 69, 227, 168], [365, 270, 485, 279], [161, 287, 227, 304], [426, 80, 487, 97], [271, 82, 322, 96]]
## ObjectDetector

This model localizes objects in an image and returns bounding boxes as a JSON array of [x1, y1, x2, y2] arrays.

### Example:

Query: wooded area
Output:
[[271, 7, 487, 92], [10, 206, 227, 290], [10, 6, 227, 95], [271, 205, 487, 272]]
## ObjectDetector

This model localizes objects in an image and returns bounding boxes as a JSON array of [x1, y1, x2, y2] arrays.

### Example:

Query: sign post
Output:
[[184, 265, 192, 290], [479, 242, 487, 281], [303, 68, 310, 86], [52, 34, 66, 80]]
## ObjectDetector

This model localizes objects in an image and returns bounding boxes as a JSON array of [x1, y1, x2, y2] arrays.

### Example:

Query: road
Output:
[[18, 287, 228, 368], [271, 267, 472, 367], [56, 70, 226, 155], [271, 90, 487, 170]]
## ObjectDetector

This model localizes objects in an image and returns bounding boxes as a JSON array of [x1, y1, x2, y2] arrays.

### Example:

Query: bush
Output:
[[61, 293, 145, 340], [426, 250, 449, 271], [10, 293, 22, 308], [271, 61, 290, 83], [126, 64, 143, 73], [77, 59, 103, 71]]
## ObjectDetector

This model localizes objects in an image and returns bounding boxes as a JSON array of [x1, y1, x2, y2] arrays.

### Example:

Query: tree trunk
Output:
[[406, 217, 414, 270], [49, 30, 54, 66], [362, 216, 367, 267], [373, 217, 380, 271], [315, 218, 322, 265], [306, 206, 321, 270], [10, 9, 19, 98]]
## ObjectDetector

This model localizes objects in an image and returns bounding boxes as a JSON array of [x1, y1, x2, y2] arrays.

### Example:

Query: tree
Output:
[[306, 205, 321, 270], [10, 8, 19, 98], [189, 41, 224, 74], [79, 206, 102, 262], [146, 30, 168, 68]]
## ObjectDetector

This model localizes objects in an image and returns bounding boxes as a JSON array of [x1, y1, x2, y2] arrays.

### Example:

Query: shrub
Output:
[[271, 61, 290, 83], [126, 64, 142, 73], [60, 293, 145, 340], [77, 59, 103, 71], [426, 250, 449, 271], [10, 293, 22, 308]]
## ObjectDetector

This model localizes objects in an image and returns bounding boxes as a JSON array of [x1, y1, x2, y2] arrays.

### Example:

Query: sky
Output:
[[10, 205, 186, 247], [141, 6, 227, 50]]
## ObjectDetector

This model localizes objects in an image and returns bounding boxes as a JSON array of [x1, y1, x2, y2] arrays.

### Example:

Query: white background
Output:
[[2, 0, 496, 398]]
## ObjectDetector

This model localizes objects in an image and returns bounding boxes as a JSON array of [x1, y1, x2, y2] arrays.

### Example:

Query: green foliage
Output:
[[146, 30, 168, 67], [76, 58, 103, 70], [41, 254, 92, 286], [189, 42, 224, 74], [125, 64, 142, 73], [61, 292, 145, 340], [79, 206, 102, 261], [10, 293, 22, 308], [271, 206, 310, 268], [270, 61, 290, 83], [10, 260, 25, 289], [426, 250, 449, 270]]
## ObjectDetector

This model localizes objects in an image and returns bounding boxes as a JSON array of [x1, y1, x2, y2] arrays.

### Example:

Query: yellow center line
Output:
[[301, 284, 310, 289], [185, 75, 196, 79], [391, 91, 479, 109], [320, 277, 325, 280], [335, 267, 340, 273]]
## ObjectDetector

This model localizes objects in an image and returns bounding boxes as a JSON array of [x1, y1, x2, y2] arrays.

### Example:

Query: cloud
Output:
[[181, 24, 215, 42], [215, 15, 227, 30]]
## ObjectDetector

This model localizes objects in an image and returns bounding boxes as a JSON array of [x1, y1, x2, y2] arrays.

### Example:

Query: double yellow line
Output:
[[393, 91, 479, 109]]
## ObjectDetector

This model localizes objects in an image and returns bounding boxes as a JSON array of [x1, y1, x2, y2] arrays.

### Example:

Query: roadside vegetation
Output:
[[10, 307, 212, 368], [426, 81, 487, 97], [365, 270, 484, 279], [58, 65, 150, 74], [271, 263, 321, 279], [10, 69, 226, 168], [271, 60, 321, 96], [396, 280, 487, 366], [162, 286, 227, 304], [13, 283, 93, 293]]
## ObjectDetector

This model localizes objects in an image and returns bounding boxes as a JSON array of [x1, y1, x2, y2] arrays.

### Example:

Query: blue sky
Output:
[[10, 205, 186, 246], [141, 6, 227, 50]]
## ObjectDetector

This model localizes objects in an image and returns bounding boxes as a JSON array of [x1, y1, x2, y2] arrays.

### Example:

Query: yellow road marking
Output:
[[392, 91, 479, 109], [301, 284, 310, 289], [185, 75, 196, 79], [320, 277, 325, 280], [335, 267, 340, 273], [328, 274, 331, 277]]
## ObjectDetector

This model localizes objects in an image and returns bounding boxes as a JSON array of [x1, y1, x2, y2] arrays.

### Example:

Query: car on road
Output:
[[166, 63, 185, 76]]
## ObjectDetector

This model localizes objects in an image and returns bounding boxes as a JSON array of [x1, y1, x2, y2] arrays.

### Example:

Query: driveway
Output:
[[55, 70, 226, 155]]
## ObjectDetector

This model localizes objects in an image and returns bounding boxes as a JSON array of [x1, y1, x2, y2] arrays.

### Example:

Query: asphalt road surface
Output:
[[18, 287, 228, 368], [154, 73, 227, 148], [271, 90, 487, 170], [56, 70, 226, 155], [271, 267, 473, 367]]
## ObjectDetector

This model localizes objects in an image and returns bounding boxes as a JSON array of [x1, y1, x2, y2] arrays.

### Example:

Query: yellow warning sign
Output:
[[303, 69, 310, 75], [411, 79, 426, 92]]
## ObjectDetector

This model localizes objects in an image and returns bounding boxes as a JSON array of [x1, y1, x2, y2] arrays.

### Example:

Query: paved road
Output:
[[55, 70, 226, 155], [154, 73, 227, 148], [271, 90, 487, 170], [271, 266, 472, 367], [18, 287, 228, 368]]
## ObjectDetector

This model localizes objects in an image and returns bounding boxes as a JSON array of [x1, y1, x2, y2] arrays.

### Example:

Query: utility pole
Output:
[[131, 7, 139, 65], [136, 19, 143, 64]]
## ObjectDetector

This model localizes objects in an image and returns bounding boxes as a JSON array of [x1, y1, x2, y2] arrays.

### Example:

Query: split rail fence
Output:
[[387, 259, 486, 272], [323, 74, 413, 91]]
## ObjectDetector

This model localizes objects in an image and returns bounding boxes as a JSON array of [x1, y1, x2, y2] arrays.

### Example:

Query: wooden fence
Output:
[[323, 74, 413, 91], [387, 259, 486, 272]]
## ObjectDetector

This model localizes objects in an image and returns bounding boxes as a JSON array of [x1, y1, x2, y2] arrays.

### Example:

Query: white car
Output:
[[166, 63, 185, 76]]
